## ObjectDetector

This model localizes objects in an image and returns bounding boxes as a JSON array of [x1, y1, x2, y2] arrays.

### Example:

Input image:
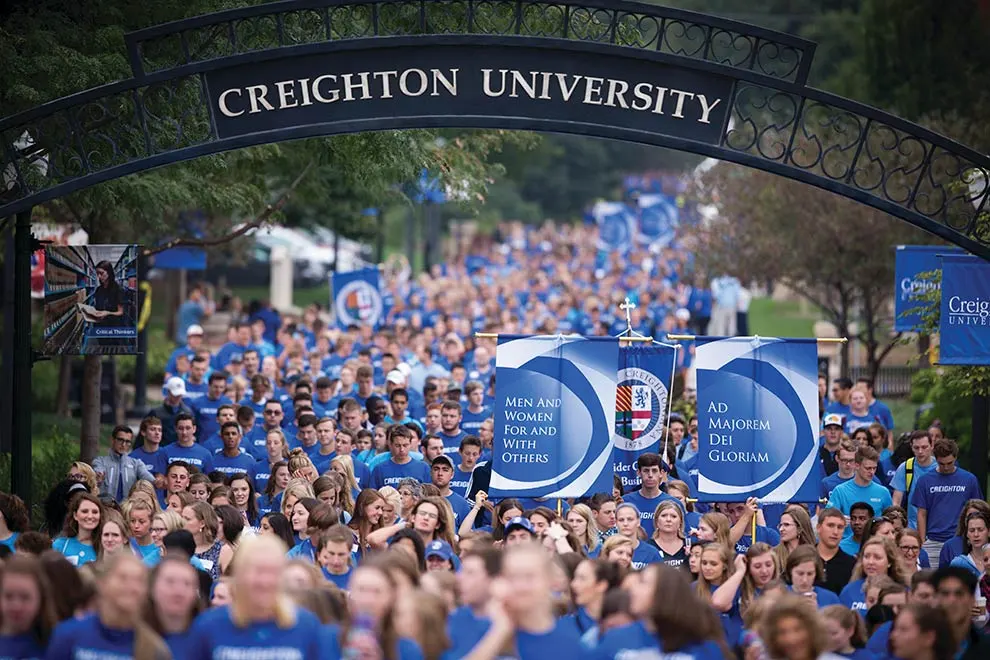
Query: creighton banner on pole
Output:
[[894, 246, 963, 331], [614, 344, 676, 489], [490, 335, 620, 499], [938, 254, 990, 365], [331, 267, 384, 329], [695, 337, 821, 503]]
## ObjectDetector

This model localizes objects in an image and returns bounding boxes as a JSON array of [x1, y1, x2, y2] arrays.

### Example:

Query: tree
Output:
[[688, 162, 931, 378], [1, 1, 531, 460]]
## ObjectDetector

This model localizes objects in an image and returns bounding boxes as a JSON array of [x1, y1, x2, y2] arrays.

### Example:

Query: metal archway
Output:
[[1, 0, 989, 255]]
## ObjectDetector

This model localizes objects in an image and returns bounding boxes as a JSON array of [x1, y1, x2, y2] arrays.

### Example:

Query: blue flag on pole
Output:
[[593, 201, 637, 252], [636, 194, 679, 248], [938, 254, 990, 365], [894, 246, 963, 331], [331, 267, 384, 330], [490, 335, 620, 499], [695, 337, 821, 503], [614, 344, 677, 489]]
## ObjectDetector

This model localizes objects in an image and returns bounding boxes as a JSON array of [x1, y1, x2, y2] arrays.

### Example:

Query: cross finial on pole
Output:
[[620, 297, 636, 328]]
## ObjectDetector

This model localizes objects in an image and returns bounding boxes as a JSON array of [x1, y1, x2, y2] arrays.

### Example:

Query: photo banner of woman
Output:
[[692, 336, 823, 504], [43, 245, 139, 355], [487, 334, 620, 499]]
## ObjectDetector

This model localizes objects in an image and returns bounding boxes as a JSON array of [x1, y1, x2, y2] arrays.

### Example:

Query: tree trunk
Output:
[[79, 355, 102, 462], [55, 355, 72, 417], [918, 334, 931, 368]]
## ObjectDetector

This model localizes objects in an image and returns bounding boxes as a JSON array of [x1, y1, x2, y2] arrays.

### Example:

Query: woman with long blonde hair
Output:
[[393, 589, 451, 660], [46, 553, 170, 658], [186, 535, 325, 656], [565, 503, 601, 556], [841, 536, 907, 612], [697, 512, 733, 550], [280, 479, 317, 520], [330, 455, 361, 502], [773, 505, 816, 570], [696, 542, 744, 644], [287, 449, 319, 483]]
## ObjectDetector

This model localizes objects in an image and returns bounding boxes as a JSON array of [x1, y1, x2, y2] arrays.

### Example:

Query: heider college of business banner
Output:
[[614, 344, 677, 489], [695, 337, 821, 503], [489, 335, 620, 499]]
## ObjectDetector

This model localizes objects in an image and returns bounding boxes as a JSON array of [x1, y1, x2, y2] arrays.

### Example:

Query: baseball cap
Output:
[[386, 370, 405, 385], [504, 516, 535, 536], [396, 362, 412, 378], [165, 377, 186, 397], [425, 539, 454, 562], [447, 381, 463, 392], [186, 324, 204, 336], [431, 455, 454, 470], [822, 413, 843, 428]]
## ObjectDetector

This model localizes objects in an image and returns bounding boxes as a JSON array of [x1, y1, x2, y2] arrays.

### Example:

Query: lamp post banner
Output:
[[205, 43, 732, 143], [938, 254, 990, 365], [893, 245, 963, 332], [695, 336, 821, 503], [489, 334, 620, 499]]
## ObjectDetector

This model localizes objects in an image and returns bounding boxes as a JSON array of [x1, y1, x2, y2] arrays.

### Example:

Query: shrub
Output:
[[0, 429, 80, 526]]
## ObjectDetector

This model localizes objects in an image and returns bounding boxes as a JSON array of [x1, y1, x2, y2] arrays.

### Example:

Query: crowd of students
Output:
[[2, 222, 989, 659]]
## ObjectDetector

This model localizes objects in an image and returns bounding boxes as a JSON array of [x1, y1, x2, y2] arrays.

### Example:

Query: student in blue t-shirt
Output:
[[460, 380, 490, 435], [189, 373, 233, 442], [369, 426, 431, 489], [163, 414, 214, 474], [131, 416, 169, 483], [911, 438, 984, 562], [843, 390, 877, 435], [317, 525, 354, 590], [436, 401, 468, 456], [620, 453, 682, 538], [891, 430, 938, 529], [821, 441, 885, 502], [458, 543, 583, 658], [46, 554, 167, 658], [211, 422, 257, 477], [188, 537, 325, 659], [52, 490, 101, 567], [827, 446, 892, 543], [450, 435, 482, 498], [724, 499, 781, 554], [615, 503, 663, 569], [428, 454, 473, 528], [0, 553, 54, 656], [838, 536, 900, 614]]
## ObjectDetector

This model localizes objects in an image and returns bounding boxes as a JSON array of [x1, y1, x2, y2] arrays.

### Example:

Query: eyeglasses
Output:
[[899, 545, 920, 553], [264, 409, 282, 415], [114, 437, 133, 445]]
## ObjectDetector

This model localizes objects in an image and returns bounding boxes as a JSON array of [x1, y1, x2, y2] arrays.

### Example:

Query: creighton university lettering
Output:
[[206, 44, 732, 144]]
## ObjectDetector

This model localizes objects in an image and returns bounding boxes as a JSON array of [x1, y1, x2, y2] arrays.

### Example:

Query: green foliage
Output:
[[910, 369, 974, 463], [0, 429, 80, 524], [116, 329, 172, 385]]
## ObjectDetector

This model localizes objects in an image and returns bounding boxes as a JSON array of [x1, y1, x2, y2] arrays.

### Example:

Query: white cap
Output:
[[396, 362, 412, 377], [386, 370, 405, 385], [165, 377, 187, 397], [186, 324, 204, 336], [675, 308, 691, 322]]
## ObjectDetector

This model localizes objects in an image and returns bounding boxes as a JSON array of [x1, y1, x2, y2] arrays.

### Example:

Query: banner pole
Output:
[[665, 334, 848, 343], [751, 509, 757, 541], [662, 344, 679, 463], [557, 498, 562, 517]]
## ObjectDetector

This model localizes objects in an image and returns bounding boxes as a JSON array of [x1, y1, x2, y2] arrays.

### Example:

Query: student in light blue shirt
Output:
[[827, 446, 892, 544], [52, 490, 101, 567]]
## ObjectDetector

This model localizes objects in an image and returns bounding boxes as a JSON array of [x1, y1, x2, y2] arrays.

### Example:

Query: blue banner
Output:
[[894, 246, 963, 331], [154, 247, 207, 270], [490, 335, 620, 499], [592, 201, 637, 252], [938, 254, 990, 365], [331, 267, 384, 329], [636, 194, 679, 248], [614, 344, 677, 489], [695, 337, 821, 503]]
